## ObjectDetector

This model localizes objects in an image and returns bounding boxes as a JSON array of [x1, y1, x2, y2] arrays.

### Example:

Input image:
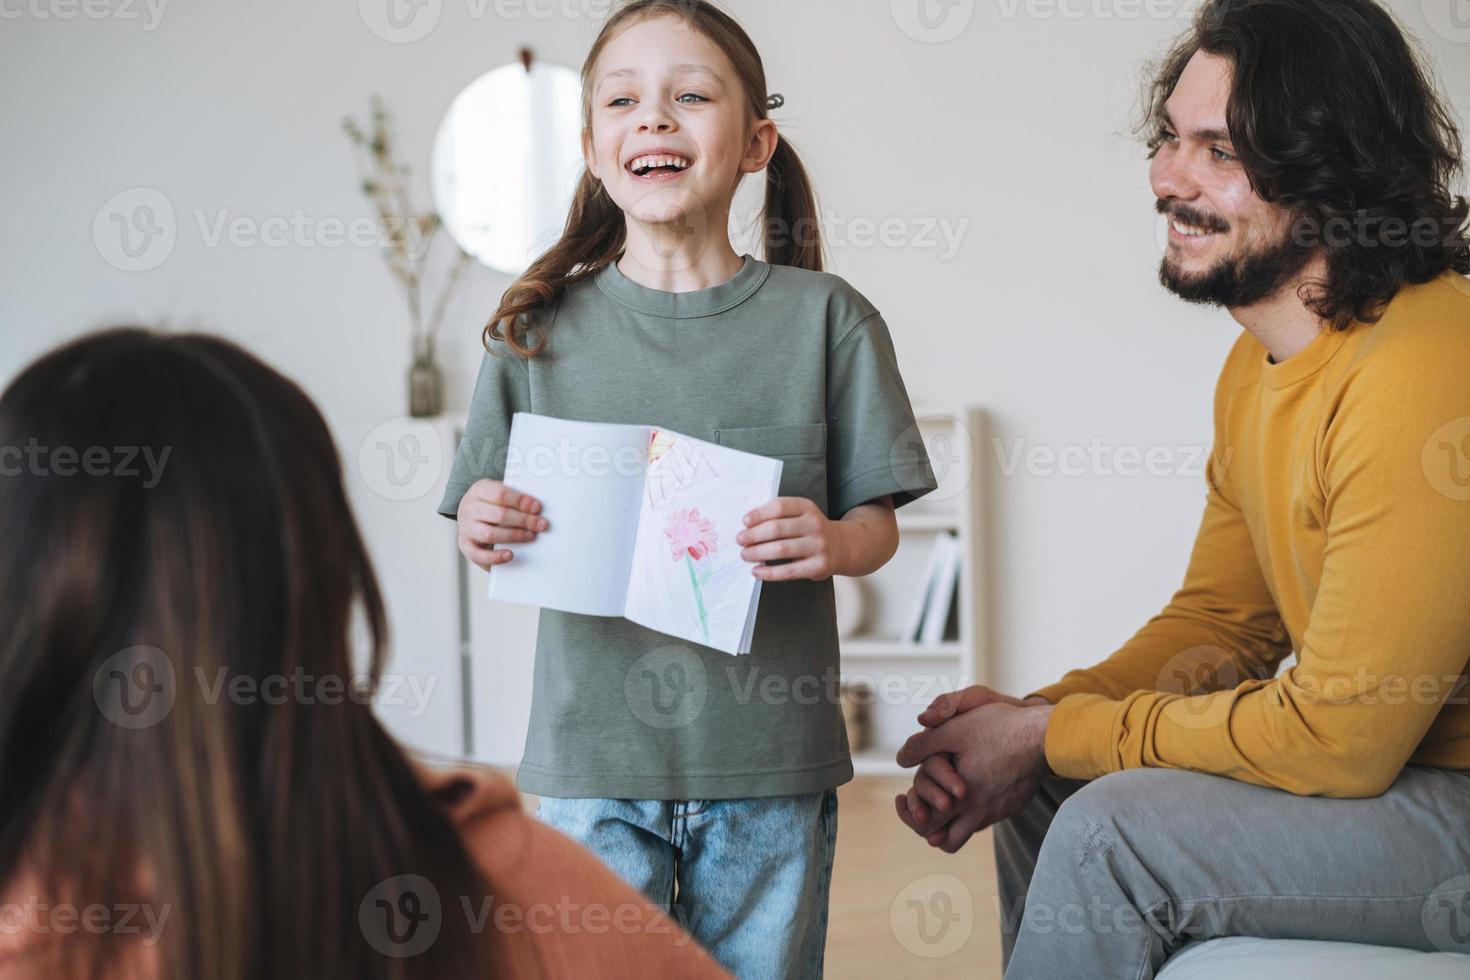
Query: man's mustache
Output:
[[1156, 198, 1230, 233]]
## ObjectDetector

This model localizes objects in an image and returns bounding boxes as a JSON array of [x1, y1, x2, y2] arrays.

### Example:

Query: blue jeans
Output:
[[535, 790, 838, 979]]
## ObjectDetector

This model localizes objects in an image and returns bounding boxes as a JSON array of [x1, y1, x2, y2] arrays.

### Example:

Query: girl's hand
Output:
[[737, 497, 847, 582], [456, 479, 548, 571]]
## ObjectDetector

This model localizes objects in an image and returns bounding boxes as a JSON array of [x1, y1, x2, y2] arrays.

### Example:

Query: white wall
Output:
[[3, 0, 1467, 725]]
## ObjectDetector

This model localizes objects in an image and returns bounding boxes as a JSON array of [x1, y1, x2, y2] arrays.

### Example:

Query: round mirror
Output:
[[431, 61, 584, 274]]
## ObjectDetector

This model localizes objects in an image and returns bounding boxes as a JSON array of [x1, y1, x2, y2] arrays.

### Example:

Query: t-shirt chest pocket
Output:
[[715, 422, 829, 514]]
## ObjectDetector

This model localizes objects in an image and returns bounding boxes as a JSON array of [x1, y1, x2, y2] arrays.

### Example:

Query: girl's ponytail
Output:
[[763, 136, 824, 272], [482, 170, 625, 357]]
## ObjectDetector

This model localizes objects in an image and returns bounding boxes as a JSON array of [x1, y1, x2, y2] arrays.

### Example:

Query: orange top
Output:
[[0, 763, 730, 979], [420, 763, 730, 978]]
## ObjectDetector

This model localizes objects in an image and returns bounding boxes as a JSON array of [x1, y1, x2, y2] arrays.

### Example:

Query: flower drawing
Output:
[[664, 508, 717, 644], [665, 507, 717, 562]]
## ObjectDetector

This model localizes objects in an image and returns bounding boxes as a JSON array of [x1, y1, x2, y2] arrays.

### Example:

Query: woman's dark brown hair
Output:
[[0, 329, 494, 979], [484, 0, 823, 357], [1143, 0, 1470, 329]]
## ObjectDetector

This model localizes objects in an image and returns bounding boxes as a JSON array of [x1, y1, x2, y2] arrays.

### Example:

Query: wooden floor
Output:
[[825, 777, 1004, 979]]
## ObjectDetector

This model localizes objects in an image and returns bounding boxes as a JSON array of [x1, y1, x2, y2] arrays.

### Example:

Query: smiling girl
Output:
[[439, 2, 938, 975]]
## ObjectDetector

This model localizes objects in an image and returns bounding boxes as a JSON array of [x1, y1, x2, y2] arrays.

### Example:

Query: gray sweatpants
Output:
[[993, 766, 1470, 979]]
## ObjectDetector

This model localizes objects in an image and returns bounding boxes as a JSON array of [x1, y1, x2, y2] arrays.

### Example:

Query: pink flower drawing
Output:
[[664, 508, 718, 645], [664, 508, 718, 562]]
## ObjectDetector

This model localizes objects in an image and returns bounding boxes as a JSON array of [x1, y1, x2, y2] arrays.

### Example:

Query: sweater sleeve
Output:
[[1040, 327, 1470, 797], [436, 335, 535, 520]]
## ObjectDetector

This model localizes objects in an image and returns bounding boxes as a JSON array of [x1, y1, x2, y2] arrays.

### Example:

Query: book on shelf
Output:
[[901, 532, 949, 642], [917, 533, 961, 645], [897, 531, 962, 645]]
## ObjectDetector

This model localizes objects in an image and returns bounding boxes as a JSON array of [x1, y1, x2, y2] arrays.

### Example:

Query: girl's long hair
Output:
[[485, 0, 823, 357], [0, 329, 495, 980]]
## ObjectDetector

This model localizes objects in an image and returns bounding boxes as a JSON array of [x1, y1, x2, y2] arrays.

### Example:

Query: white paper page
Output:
[[622, 428, 783, 655], [487, 412, 648, 617]]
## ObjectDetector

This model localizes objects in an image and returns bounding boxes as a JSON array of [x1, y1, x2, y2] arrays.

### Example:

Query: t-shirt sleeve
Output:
[[825, 310, 939, 519], [436, 339, 533, 520]]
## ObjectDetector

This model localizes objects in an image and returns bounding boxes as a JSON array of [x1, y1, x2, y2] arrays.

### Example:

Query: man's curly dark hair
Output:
[[1143, 0, 1470, 329]]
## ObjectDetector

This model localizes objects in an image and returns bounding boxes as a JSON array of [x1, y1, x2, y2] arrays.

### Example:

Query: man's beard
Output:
[[1157, 201, 1316, 309]]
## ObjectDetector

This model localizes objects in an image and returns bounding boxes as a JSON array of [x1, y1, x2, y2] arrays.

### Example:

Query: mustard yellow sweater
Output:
[[1033, 271, 1470, 798]]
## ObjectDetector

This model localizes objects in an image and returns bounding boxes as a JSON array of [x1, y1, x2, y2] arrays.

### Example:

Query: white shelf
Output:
[[841, 639, 964, 659], [837, 406, 988, 779]]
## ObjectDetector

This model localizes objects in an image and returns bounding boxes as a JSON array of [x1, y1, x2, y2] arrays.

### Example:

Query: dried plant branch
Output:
[[341, 93, 473, 359]]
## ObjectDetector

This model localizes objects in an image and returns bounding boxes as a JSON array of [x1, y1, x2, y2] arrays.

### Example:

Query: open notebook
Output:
[[486, 412, 784, 655]]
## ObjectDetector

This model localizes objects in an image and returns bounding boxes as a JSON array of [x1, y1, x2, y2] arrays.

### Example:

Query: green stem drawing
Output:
[[685, 553, 710, 645]]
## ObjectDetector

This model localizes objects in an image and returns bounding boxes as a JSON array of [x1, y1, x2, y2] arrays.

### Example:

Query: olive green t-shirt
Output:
[[438, 254, 938, 799]]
